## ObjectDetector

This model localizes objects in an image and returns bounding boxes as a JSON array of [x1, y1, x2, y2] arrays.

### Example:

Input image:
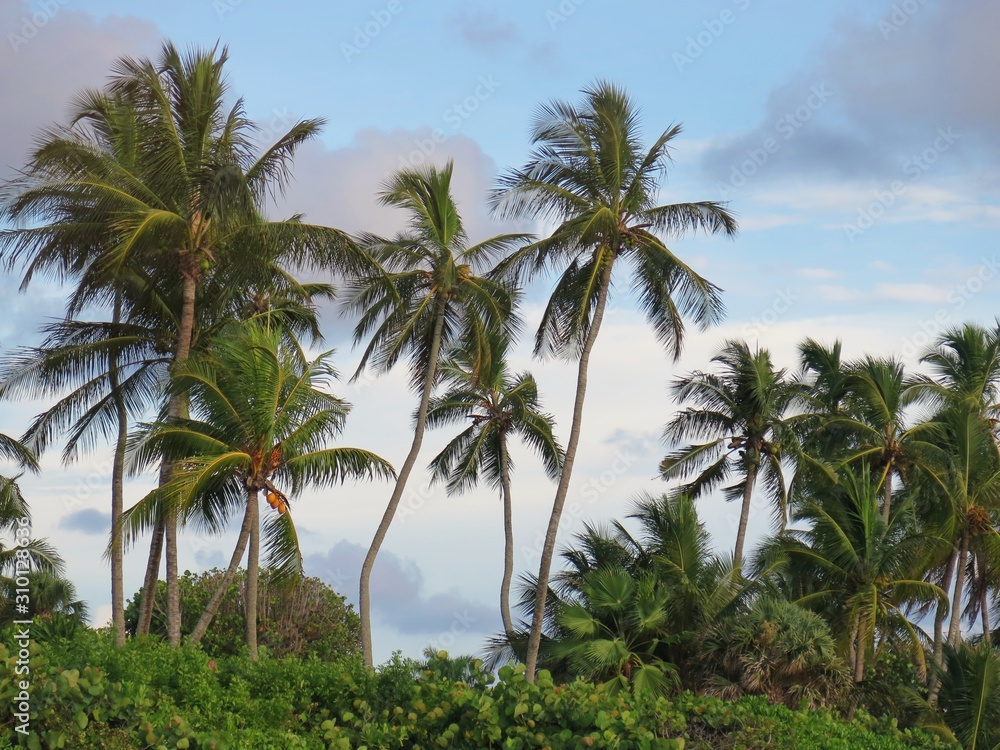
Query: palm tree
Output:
[[489, 81, 737, 680], [426, 330, 563, 635], [491, 492, 749, 689], [760, 467, 947, 685], [919, 324, 1000, 641], [923, 641, 1000, 750], [828, 356, 938, 524], [550, 567, 679, 696], [1, 44, 359, 645], [124, 324, 394, 659], [660, 340, 793, 565], [347, 161, 523, 667]]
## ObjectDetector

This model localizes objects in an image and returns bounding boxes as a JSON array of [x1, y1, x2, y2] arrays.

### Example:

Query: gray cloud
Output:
[[57, 508, 111, 535], [305, 540, 498, 636], [0, 1, 160, 182], [701, 0, 996, 184], [447, 6, 556, 68]]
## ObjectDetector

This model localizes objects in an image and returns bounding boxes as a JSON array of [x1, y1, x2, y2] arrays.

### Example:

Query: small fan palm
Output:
[[124, 324, 394, 659], [551, 567, 679, 697], [427, 331, 563, 635], [661, 339, 794, 565]]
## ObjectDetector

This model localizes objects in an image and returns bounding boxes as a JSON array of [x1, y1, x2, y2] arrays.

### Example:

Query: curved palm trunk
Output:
[[245, 488, 260, 661], [136, 519, 164, 635], [524, 261, 614, 683], [187, 492, 255, 645], [499, 437, 515, 636], [359, 298, 447, 667], [733, 462, 758, 567], [929, 548, 957, 704], [109, 299, 128, 647], [164, 269, 199, 647], [980, 562, 991, 640], [949, 529, 971, 647]]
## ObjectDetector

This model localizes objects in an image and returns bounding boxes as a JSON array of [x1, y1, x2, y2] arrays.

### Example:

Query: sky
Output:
[[1, 0, 998, 661]]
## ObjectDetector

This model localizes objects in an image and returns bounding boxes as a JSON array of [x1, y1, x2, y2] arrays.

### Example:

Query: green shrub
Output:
[[0, 629, 954, 749]]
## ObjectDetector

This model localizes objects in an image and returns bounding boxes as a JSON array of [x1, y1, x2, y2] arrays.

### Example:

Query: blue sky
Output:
[[1, 0, 998, 660]]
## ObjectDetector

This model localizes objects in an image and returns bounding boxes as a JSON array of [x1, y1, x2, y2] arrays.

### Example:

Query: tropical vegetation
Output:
[[0, 43, 997, 748]]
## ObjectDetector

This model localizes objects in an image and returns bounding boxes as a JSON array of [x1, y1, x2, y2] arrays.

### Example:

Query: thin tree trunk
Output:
[[929, 548, 957, 705], [881, 468, 893, 526], [136, 519, 163, 635], [245, 488, 260, 661], [524, 260, 614, 683], [164, 270, 199, 647], [109, 299, 128, 647], [733, 461, 758, 566], [187, 493, 255, 645], [948, 529, 971, 647], [359, 298, 447, 668], [980, 562, 991, 641], [854, 621, 866, 683], [499, 437, 515, 637]]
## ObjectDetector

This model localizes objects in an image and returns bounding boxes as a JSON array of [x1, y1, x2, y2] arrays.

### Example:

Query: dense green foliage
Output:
[[123, 569, 361, 661], [0, 631, 953, 749]]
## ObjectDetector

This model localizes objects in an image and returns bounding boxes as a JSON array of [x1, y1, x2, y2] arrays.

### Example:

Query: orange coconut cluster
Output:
[[266, 491, 288, 514]]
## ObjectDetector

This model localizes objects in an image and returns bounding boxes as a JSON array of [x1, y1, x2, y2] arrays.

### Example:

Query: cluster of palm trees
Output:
[[488, 329, 1000, 745], [0, 44, 738, 671]]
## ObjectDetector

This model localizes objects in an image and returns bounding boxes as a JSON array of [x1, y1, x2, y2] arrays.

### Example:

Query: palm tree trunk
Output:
[[187, 493, 255, 645], [164, 269, 199, 647], [245, 488, 260, 661], [949, 529, 971, 647], [881, 469, 893, 526], [359, 297, 447, 668], [854, 621, 866, 682], [524, 260, 614, 683], [136, 519, 164, 635], [980, 562, 991, 641], [733, 462, 758, 566], [929, 548, 957, 705], [499, 436, 515, 636], [109, 299, 127, 647]]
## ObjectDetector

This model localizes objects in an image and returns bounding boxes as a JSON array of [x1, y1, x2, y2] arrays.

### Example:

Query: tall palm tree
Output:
[[124, 324, 394, 659], [489, 81, 737, 679], [426, 330, 563, 635], [1, 44, 358, 645], [660, 340, 793, 564], [914, 325, 1000, 660], [347, 161, 523, 667]]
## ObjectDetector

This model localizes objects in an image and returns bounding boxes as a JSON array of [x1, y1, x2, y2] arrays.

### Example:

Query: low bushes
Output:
[[0, 629, 952, 749]]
